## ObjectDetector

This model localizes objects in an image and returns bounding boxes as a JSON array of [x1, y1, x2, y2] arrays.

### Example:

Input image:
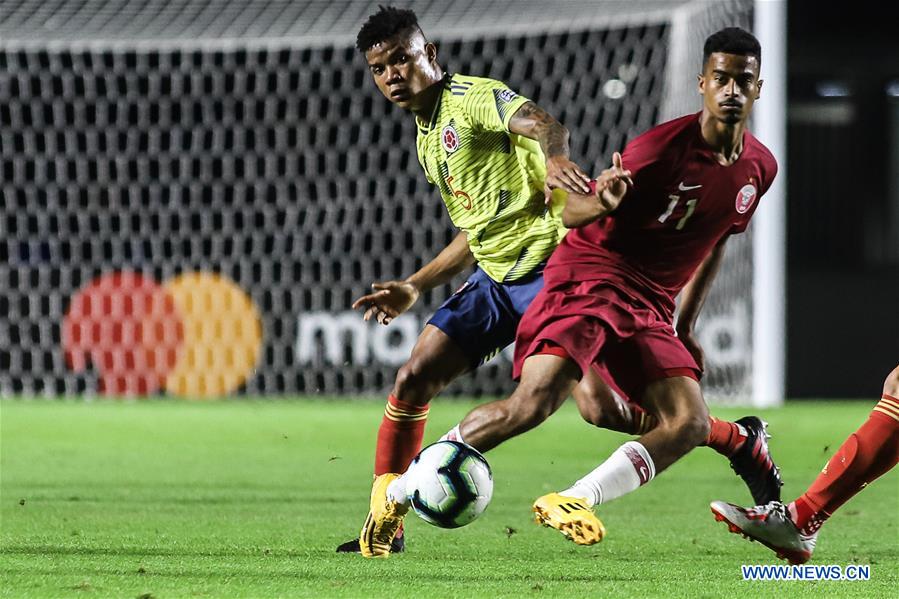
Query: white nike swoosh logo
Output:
[[678, 182, 702, 191]]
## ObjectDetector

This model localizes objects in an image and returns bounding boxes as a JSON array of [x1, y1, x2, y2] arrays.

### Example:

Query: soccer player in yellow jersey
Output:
[[338, 8, 781, 558], [337, 5, 607, 558]]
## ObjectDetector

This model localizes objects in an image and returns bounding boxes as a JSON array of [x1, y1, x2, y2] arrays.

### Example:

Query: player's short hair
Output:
[[703, 27, 761, 66], [356, 5, 423, 53]]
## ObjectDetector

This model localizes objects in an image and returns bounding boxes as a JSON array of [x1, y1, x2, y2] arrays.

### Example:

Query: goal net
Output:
[[0, 0, 764, 403]]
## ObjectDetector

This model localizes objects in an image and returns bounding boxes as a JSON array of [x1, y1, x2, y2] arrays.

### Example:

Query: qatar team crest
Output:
[[441, 124, 459, 153], [735, 183, 757, 214]]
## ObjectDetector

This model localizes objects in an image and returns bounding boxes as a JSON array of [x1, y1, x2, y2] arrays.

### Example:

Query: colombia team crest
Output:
[[735, 183, 757, 214], [441, 124, 459, 153]]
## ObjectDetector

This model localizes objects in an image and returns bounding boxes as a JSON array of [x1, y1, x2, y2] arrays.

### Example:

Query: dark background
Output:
[[787, 3, 899, 397]]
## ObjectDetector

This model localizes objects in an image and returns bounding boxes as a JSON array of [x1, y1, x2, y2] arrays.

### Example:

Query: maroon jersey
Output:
[[547, 112, 777, 321]]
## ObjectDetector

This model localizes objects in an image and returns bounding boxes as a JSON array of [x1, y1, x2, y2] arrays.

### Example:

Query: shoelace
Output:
[[746, 501, 787, 521], [770, 501, 791, 521]]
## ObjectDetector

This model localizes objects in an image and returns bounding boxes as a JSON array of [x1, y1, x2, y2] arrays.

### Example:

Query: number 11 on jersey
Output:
[[658, 194, 698, 230]]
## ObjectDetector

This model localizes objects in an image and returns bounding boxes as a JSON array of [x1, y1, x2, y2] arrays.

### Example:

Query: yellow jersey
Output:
[[415, 74, 567, 282]]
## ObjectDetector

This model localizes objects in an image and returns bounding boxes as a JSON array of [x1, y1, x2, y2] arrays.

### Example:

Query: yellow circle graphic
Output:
[[162, 273, 263, 398]]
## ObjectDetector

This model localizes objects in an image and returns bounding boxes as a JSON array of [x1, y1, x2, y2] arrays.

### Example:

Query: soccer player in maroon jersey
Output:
[[382, 27, 780, 545], [711, 364, 899, 564]]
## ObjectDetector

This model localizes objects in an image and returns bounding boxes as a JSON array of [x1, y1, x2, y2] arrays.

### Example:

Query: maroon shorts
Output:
[[513, 279, 700, 403]]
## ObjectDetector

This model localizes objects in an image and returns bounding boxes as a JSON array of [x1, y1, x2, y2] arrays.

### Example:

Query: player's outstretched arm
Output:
[[507, 101, 593, 202], [351, 231, 475, 325], [675, 236, 729, 370], [561, 152, 631, 229]]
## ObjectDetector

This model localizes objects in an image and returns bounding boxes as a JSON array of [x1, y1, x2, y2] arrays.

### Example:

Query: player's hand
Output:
[[677, 328, 705, 372], [595, 152, 633, 212], [544, 156, 593, 204], [351, 281, 421, 325]]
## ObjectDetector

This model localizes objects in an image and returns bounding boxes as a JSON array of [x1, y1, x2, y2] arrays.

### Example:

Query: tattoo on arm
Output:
[[510, 101, 570, 158], [512, 102, 540, 119]]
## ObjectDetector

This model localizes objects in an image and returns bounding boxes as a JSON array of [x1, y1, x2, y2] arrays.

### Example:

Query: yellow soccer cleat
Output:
[[359, 473, 409, 558], [533, 493, 607, 545]]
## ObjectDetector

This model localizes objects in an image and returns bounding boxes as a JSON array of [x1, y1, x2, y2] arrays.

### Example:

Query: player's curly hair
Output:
[[703, 27, 761, 65], [356, 5, 422, 53]]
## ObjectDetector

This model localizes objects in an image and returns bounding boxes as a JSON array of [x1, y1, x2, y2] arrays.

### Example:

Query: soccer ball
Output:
[[405, 440, 494, 529]]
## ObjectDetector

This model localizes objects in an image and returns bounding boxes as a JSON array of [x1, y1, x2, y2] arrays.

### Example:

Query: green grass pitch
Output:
[[1, 398, 897, 598]]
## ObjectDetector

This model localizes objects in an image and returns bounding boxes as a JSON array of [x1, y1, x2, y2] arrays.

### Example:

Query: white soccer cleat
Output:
[[710, 500, 818, 565]]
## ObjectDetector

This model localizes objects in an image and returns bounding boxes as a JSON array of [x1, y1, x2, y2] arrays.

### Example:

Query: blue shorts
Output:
[[427, 264, 545, 367]]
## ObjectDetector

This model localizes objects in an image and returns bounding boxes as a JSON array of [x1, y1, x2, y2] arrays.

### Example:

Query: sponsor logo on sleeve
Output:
[[497, 88, 518, 103]]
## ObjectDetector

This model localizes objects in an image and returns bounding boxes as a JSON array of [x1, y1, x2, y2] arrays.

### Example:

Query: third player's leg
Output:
[[634, 375, 711, 473]]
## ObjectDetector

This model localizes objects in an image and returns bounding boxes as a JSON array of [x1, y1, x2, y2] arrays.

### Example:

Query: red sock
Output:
[[703, 416, 748, 457], [789, 395, 899, 535], [374, 394, 430, 475]]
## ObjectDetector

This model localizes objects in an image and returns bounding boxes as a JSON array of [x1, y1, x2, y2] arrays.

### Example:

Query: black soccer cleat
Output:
[[335, 533, 405, 554], [728, 416, 783, 505]]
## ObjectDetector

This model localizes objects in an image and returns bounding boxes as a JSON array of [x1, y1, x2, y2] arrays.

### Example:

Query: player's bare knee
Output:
[[577, 401, 626, 430], [573, 377, 620, 428], [883, 365, 899, 397], [573, 389, 604, 427], [393, 359, 437, 406]]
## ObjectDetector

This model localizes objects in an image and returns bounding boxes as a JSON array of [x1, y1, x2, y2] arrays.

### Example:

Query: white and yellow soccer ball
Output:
[[405, 440, 494, 529]]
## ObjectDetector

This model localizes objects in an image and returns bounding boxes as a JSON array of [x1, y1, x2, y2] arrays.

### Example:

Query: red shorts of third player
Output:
[[512, 279, 700, 402]]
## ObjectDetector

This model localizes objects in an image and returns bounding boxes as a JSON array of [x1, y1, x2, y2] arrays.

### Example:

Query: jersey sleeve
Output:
[[730, 152, 778, 234], [458, 78, 531, 133], [619, 130, 665, 180], [759, 154, 779, 196], [729, 205, 756, 234]]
